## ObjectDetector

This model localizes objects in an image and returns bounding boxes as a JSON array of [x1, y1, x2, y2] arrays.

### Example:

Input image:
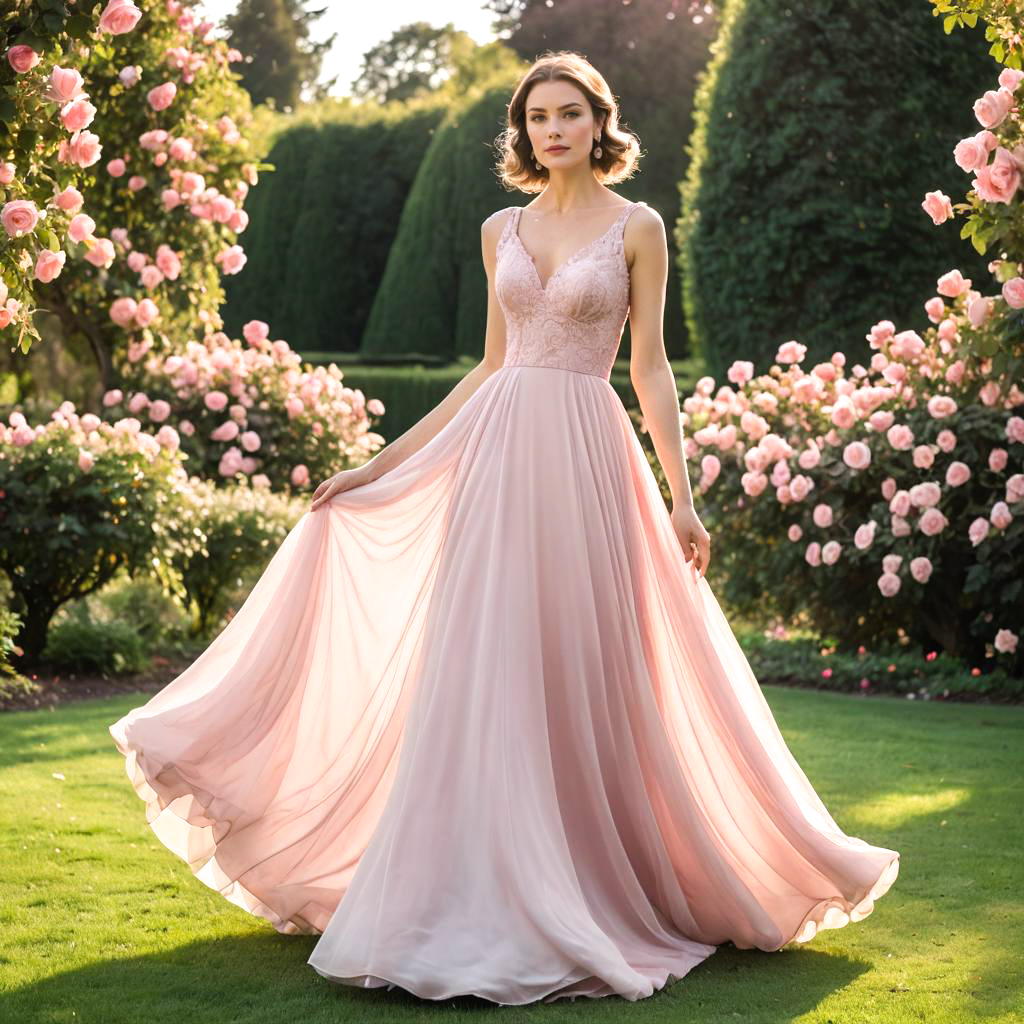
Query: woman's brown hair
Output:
[[495, 50, 642, 194]]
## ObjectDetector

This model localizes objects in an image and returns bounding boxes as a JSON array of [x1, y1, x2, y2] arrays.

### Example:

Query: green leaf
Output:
[[959, 219, 976, 240], [992, 42, 1005, 63], [41, 10, 66, 33], [0, 98, 16, 125], [43, 229, 60, 252], [971, 232, 988, 255]]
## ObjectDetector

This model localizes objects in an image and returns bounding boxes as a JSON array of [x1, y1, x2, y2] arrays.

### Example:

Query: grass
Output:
[[0, 686, 1021, 1024]]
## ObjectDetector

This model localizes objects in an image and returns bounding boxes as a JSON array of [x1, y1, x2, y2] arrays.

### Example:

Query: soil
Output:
[[0, 655, 196, 712]]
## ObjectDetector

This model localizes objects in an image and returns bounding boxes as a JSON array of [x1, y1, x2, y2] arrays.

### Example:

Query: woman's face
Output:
[[523, 79, 602, 173]]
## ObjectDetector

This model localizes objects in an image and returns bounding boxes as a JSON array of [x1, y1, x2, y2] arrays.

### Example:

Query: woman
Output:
[[110, 51, 900, 1005]]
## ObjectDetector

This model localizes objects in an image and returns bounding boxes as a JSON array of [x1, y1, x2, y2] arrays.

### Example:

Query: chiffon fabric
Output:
[[109, 199, 899, 1005]]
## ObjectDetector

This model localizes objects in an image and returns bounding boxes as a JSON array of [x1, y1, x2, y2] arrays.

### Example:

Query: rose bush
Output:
[[1, 0, 259, 386], [0, 399, 186, 664], [98, 318, 386, 490]]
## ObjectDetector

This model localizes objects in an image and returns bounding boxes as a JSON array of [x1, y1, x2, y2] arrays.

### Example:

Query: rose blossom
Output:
[[843, 440, 871, 470], [34, 250, 66, 283], [921, 190, 953, 225], [990, 501, 1013, 530], [969, 516, 990, 546], [946, 461, 971, 487], [98, 0, 143, 34], [68, 213, 95, 243], [812, 503, 833, 528], [7, 45, 40, 73], [1002, 277, 1024, 309], [936, 269, 971, 297], [918, 507, 949, 536], [909, 557, 933, 584], [46, 67, 85, 104], [974, 147, 1021, 204], [2, 199, 39, 237], [878, 572, 901, 597], [821, 540, 841, 566], [84, 238, 115, 268], [147, 82, 177, 111], [854, 521, 877, 550], [805, 541, 822, 567], [107, 157, 126, 177], [134, 297, 159, 326], [291, 464, 310, 487], [989, 447, 1008, 472], [994, 629, 1019, 655], [62, 129, 102, 167], [109, 297, 138, 327]]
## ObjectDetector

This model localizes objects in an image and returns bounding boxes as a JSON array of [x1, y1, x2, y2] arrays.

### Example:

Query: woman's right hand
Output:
[[310, 467, 373, 512]]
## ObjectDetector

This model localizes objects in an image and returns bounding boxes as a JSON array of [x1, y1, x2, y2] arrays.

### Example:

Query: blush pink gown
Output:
[[109, 199, 900, 1005]]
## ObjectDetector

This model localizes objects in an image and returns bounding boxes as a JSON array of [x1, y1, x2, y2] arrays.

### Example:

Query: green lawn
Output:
[[1, 687, 1021, 1023]]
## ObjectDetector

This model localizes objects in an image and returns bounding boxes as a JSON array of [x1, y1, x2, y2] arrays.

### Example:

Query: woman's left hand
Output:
[[671, 503, 711, 579]]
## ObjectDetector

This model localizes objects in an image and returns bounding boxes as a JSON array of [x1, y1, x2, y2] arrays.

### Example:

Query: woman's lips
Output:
[[547, 145, 568, 152]]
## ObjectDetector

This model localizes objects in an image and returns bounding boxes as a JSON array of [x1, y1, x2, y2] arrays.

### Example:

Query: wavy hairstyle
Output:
[[494, 51, 642, 194]]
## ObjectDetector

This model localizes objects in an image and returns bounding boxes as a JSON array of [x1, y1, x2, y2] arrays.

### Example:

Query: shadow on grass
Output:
[[0, 932, 879, 1023]]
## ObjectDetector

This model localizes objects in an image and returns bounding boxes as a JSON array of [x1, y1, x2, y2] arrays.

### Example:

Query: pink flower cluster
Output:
[[101, 320, 385, 487], [685, 293, 1023, 659]]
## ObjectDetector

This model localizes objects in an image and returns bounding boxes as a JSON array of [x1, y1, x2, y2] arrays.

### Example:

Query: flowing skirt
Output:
[[109, 364, 899, 1005]]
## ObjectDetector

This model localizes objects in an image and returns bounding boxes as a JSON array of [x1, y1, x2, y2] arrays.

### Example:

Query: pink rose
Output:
[[1006, 473, 1024, 504], [918, 507, 949, 536], [954, 134, 990, 173], [968, 294, 993, 328], [994, 629, 1019, 655], [211, 420, 240, 442], [68, 213, 95, 243], [204, 390, 229, 412], [55, 187, 84, 213], [102, 389, 123, 407], [2, 199, 39, 237], [990, 501, 1013, 530], [877, 572, 901, 597], [140, 265, 163, 289], [812, 503, 833, 528], [945, 359, 966, 385], [128, 175, 146, 192], [821, 540, 841, 566], [886, 424, 915, 451], [946, 461, 971, 487], [243, 319, 269, 345], [0, 163, 15, 185], [787, 523, 803, 542], [805, 541, 822, 567], [78, 449, 94, 472], [291, 464, 310, 487], [775, 340, 807, 365], [109, 296, 138, 327], [7, 45, 40, 74], [46, 67, 85, 104], [913, 444, 935, 470], [83, 237, 115, 268], [64, 130, 102, 167], [936, 269, 971, 297], [968, 516, 990, 546], [989, 447, 1008, 472], [155, 425, 180, 451], [240, 430, 261, 452], [909, 481, 941, 508], [909, 557, 933, 584], [228, 209, 249, 233], [842, 440, 871, 471], [980, 380, 1001, 407], [936, 429, 957, 453], [147, 81, 177, 111], [34, 249, 66, 283], [107, 157, 126, 177], [134, 297, 159, 326], [215, 244, 247, 275], [924, 296, 946, 322], [881, 477, 897, 501], [727, 359, 754, 386], [127, 392, 149, 415], [155, 244, 181, 279], [1007, 416, 1024, 444], [60, 96, 97, 132], [118, 65, 140, 87], [161, 189, 181, 211], [890, 490, 912, 518], [1002, 277, 1024, 309], [921, 190, 953, 225], [98, 0, 143, 35], [974, 147, 1021, 204], [854, 521, 877, 550], [973, 87, 1015, 129]]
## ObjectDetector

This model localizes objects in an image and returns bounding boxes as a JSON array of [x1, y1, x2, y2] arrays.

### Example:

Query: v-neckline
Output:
[[511, 202, 637, 294]]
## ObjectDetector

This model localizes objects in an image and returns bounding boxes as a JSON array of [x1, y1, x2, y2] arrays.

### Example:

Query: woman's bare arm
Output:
[[625, 206, 711, 575]]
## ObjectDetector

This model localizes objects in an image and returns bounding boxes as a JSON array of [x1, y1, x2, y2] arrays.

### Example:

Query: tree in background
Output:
[[350, 21, 478, 106], [679, 0, 997, 380], [482, 0, 718, 360], [223, 0, 335, 110]]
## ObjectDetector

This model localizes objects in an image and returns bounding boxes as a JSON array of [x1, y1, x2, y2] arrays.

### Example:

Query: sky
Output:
[[196, 0, 501, 98]]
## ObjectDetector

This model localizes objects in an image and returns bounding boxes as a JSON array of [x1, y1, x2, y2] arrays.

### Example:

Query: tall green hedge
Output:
[[678, 0, 996, 379], [220, 104, 446, 351], [360, 79, 524, 361]]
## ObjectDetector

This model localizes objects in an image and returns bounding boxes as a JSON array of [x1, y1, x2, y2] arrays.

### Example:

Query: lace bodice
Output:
[[493, 201, 646, 380]]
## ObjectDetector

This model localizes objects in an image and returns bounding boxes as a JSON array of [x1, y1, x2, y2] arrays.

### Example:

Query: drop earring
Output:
[[533, 153, 542, 170], [592, 137, 602, 159]]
